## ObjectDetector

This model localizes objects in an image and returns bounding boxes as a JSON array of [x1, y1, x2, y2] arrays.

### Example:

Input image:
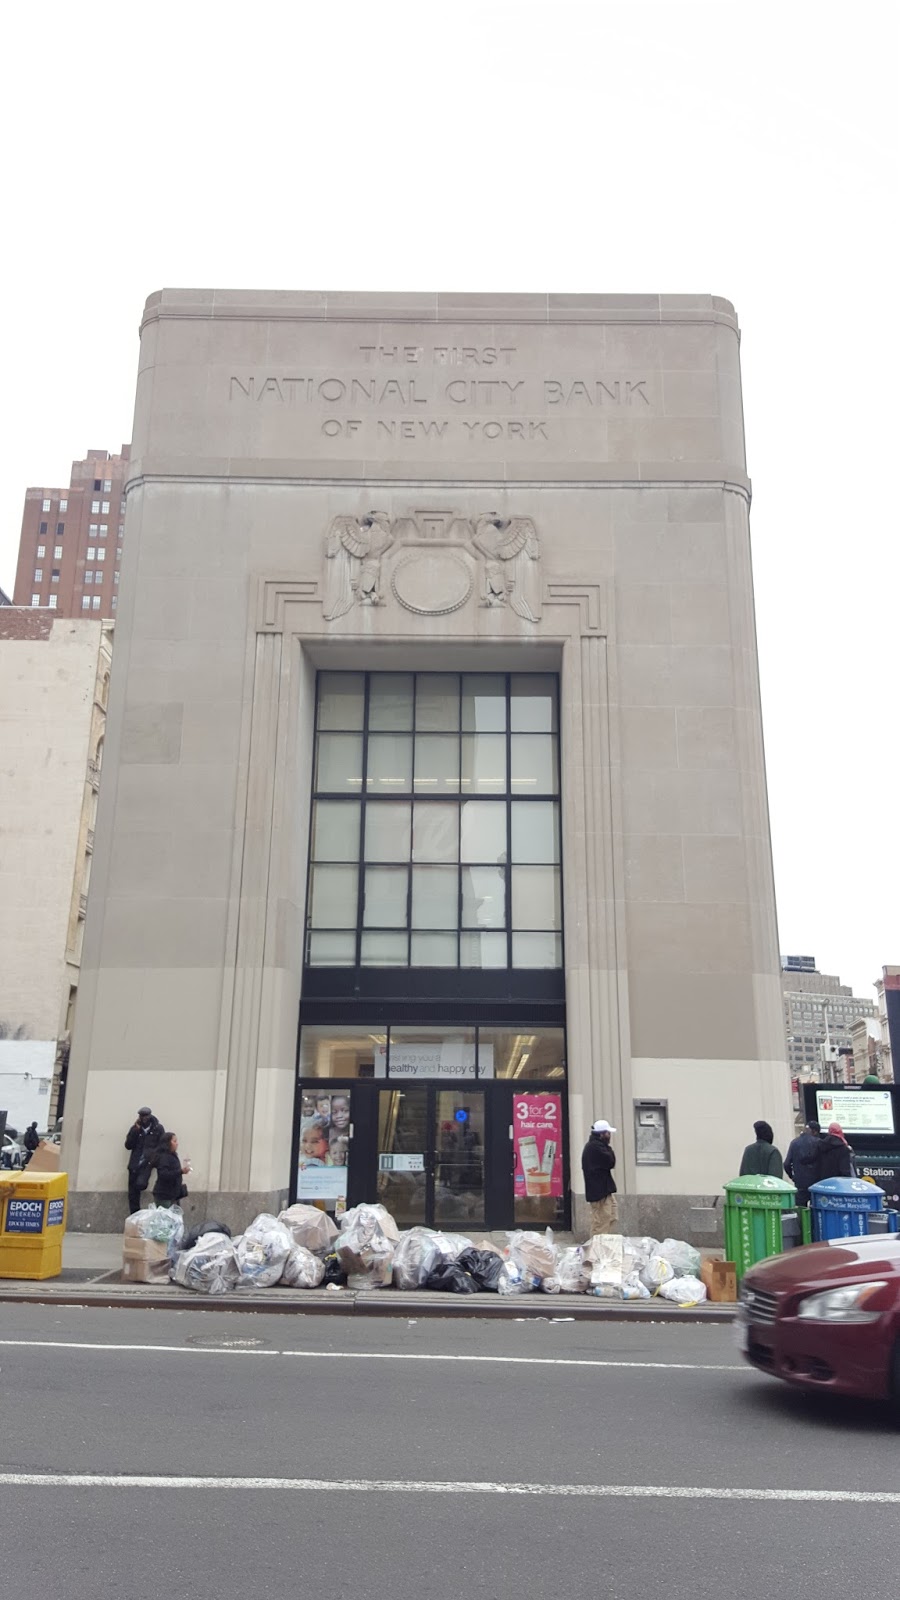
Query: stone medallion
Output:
[[391, 552, 473, 615]]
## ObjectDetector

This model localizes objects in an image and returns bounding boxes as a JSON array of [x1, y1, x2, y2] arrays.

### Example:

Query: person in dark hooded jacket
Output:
[[124, 1107, 164, 1214], [147, 1132, 191, 1207], [818, 1122, 854, 1180], [739, 1120, 783, 1178], [784, 1120, 822, 1204]]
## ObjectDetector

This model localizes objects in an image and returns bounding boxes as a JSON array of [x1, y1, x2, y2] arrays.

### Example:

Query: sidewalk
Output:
[[0, 1232, 736, 1323]]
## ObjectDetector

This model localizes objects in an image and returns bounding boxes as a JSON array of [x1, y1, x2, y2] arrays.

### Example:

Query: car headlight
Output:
[[796, 1282, 888, 1322]]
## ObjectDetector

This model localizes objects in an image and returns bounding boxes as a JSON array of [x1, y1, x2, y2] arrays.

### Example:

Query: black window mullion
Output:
[[356, 674, 371, 970]]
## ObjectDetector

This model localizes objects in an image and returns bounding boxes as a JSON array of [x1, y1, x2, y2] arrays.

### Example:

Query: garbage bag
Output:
[[339, 1202, 401, 1244], [278, 1204, 338, 1255], [589, 1234, 624, 1298], [622, 1236, 659, 1275], [504, 1228, 557, 1282], [234, 1214, 293, 1288], [393, 1228, 442, 1290], [497, 1258, 538, 1294], [182, 1219, 231, 1253], [556, 1245, 591, 1293], [622, 1273, 651, 1300], [640, 1254, 675, 1292], [657, 1238, 702, 1278], [657, 1273, 707, 1305], [124, 1205, 184, 1248], [172, 1232, 239, 1295], [456, 1246, 504, 1291], [321, 1251, 347, 1286], [540, 1275, 561, 1294], [334, 1205, 395, 1288], [425, 1260, 480, 1293], [282, 1244, 326, 1288]]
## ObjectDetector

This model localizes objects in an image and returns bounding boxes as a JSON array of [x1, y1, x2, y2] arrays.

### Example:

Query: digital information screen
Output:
[[815, 1088, 895, 1137]]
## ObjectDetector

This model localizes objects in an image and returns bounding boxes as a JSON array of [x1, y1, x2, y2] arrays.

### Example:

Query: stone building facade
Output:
[[62, 291, 790, 1235]]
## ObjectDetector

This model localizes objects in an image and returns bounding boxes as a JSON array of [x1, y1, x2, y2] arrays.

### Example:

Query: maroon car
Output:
[[738, 1234, 900, 1401]]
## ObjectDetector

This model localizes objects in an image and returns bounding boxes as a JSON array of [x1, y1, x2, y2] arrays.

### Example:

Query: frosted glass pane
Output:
[[411, 865, 458, 928], [511, 802, 559, 864], [363, 866, 409, 927], [410, 933, 458, 967], [461, 734, 506, 794], [462, 674, 506, 731], [368, 674, 414, 730], [510, 735, 558, 795], [461, 865, 506, 928], [460, 931, 507, 968], [309, 865, 358, 928], [307, 932, 356, 966], [365, 802, 411, 862], [412, 803, 459, 862], [317, 672, 364, 730], [414, 734, 460, 793], [415, 674, 459, 731], [316, 734, 363, 792], [311, 801, 360, 862], [512, 866, 561, 929], [460, 801, 507, 863], [361, 932, 408, 966], [510, 675, 557, 732], [366, 733, 412, 792], [513, 932, 562, 968]]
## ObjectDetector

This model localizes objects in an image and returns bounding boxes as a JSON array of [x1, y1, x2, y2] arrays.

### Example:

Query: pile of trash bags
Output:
[[155, 1201, 707, 1302]]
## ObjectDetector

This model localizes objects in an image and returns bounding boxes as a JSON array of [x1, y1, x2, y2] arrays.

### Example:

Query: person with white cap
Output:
[[582, 1118, 619, 1236]]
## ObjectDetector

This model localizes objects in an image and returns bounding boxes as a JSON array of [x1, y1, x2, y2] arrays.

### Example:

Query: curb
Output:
[[0, 1283, 736, 1323]]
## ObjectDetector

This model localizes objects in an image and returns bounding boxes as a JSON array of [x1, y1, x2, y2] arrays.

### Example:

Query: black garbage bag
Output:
[[456, 1247, 503, 1291], [424, 1260, 480, 1294], [321, 1251, 348, 1286], [181, 1220, 232, 1252]]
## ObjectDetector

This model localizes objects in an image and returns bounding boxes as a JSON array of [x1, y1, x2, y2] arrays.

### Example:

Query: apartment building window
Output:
[[56, 522, 64, 537], [81, 597, 91, 611], [93, 479, 102, 491], [54, 546, 62, 560], [42, 499, 51, 513], [33, 568, 42, 582], [101, 501, 110, 514], [118, 523, 124, 536], [39, 522, 47, 535], [84, 572, 93, 585], [92, 596, 101, 610], [86, 547, 95, 561], [51, 570, 60, 584], [103, 479, 112, 493], [120, 500, 126, 515], [60, 498, 67, 513], [96, 548, 106, 562], [114, 571, 119, 584], [99, 525, 107, 537], [91, 501, 100, 514], [36, 544, 45, 558], [48, 596, 57, 609], [31, 594, 40, 607], [111, 595, 118, 610], [89, 525, 98, 536]]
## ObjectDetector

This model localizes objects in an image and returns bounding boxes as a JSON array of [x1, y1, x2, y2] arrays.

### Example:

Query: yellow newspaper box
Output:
[[0, 1170, 67, 1279]]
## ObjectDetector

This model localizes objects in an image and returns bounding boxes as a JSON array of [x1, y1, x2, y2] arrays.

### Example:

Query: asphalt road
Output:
[[1, 1303, 897, 1600]]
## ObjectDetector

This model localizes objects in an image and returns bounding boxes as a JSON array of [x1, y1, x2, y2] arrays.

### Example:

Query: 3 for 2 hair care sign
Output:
[[513, 1094, 563, 1198]]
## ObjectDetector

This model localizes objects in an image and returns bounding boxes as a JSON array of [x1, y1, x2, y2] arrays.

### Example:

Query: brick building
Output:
[[12, 446, 130, 618]]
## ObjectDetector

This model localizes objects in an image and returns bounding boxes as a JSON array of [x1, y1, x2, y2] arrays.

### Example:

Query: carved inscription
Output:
[[230, 342, 654, 444]]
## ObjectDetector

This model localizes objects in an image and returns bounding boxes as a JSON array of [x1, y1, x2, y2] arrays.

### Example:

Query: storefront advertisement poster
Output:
[[373, 1041, 493, 1079], [513, 1093, 563, 1199], [297, 1091, 351, 1205], [815, 1088, 895, 1137]]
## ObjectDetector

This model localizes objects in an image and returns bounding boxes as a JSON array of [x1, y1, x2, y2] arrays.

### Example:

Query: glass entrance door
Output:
[[376, 1086, 486, 1229]]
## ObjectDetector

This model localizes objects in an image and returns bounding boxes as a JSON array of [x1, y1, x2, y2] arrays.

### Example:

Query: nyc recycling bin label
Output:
[[4, 1198, 45, 1233]]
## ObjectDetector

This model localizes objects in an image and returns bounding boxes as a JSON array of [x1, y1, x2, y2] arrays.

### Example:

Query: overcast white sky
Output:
[[1, 1, 896, 1001]]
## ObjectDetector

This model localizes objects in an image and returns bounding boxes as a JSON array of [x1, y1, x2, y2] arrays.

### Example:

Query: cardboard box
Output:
[[28, 1142, 60, 1173], [122, 1237, 170, 1284], [700, 1257, 737, 1303]]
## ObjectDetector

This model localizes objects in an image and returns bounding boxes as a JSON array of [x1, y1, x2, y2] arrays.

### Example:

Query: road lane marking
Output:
[[0, 1339, 742, 1372], [0, 1473, 895, 1503]]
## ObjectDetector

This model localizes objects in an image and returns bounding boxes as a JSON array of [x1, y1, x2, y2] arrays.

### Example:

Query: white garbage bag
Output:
[[234, 1214, 293, 1288], [622, 1273, 651, 1300], [282, 1244, 326, 1288], [172, 1232, 239, 1295], [657, 1274, 708, 1304], [504, 1228, 558, 1283], [278, 1204, 339, 1255], [589, 1234, 624, 1298], [555, 1245, 591, 1293], [622, 1236, 659, 1274], [339, 1202, 401, 1244], [657, 1238, 702, 1278], [392, 1228, 442, 1290], [334, 1204, 396, 1288], [639, 1254, 675, 1293], [124, 1205, 184, 1248]]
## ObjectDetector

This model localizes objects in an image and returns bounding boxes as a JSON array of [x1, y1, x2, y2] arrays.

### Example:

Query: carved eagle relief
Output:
[[472, 515, 542, 623], [323, 512, 394, 620]]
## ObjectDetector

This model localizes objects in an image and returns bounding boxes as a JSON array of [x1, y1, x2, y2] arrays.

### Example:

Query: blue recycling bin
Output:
[[809, 1177, 885, 1242]]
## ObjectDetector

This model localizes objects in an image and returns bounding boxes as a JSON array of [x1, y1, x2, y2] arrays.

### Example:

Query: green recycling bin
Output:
[[724, 1175, 797, 1281]]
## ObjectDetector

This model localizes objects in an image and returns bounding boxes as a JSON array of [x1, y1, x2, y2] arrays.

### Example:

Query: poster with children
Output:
[[513, 1093, 563, 1199], [297, 1091, 351, 1204]]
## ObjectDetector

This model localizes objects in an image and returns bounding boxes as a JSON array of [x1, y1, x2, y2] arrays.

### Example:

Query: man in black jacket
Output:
[[783, 1119, 822, 1206], [582, 1119, 618, 1235], [125, 1107, 164, 1215], [23, 1123, 40, 1165]]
